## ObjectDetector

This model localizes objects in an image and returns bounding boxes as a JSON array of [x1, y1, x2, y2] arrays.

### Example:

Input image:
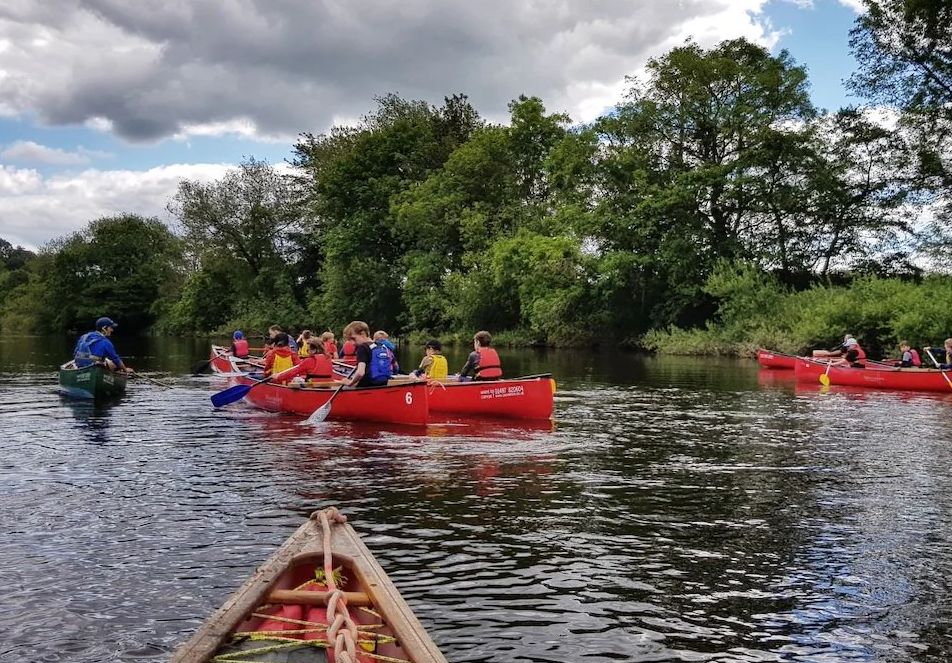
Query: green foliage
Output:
[[1, 216, 182, 333], [648, 264, 952, 357]]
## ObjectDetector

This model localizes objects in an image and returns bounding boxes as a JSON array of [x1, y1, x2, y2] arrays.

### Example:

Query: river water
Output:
[[2, 336, 952, 662]]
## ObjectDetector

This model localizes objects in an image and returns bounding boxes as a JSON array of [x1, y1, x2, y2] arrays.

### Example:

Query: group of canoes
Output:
[[757, 336, 952, 393], [207, 344, 556, 425]]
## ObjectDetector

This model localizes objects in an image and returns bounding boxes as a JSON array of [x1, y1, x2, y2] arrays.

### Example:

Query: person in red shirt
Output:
[[274, 338, 334, 383], [321, 331, 338, 358]]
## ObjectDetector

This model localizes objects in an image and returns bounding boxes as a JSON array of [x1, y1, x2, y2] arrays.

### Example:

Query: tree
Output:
[[2, 216, 183, 333], [589, 39, 816, 331], [849, 0, 952, 263]]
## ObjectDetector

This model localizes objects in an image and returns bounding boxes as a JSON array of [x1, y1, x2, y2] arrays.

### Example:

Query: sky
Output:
[[0, 0, 866, 250]]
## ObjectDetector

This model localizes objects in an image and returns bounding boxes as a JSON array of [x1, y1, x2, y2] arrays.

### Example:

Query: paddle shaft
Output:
[[924, 349, 952, 390], [129, 372, 173, 389]]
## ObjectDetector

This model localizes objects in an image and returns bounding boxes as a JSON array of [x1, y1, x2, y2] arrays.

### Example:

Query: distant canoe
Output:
[[171, 507, 447, 663], [209, 345, 262, 374], [756, 349, 797, 370], [58, 361, 127, 400], [793, 357, 952, 393]]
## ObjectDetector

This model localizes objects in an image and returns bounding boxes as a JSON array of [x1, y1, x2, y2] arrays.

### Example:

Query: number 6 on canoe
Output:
[[924, 348, 952, 391], [210, 375, 275, 408]]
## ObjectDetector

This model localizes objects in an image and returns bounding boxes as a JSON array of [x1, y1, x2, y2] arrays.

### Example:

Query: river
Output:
[[2, 336, 952, 662]]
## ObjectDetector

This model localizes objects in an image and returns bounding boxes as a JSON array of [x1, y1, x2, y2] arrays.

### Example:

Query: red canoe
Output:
[[209, 345, 263, 374], [231, 375, 430, 425], [793, 357, 952, 393], [757, 349, 798, 369], [425, 376, 556, 420]]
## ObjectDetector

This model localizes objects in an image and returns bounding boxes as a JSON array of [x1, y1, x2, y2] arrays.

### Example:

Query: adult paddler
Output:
[[73, 317, 133, 373]]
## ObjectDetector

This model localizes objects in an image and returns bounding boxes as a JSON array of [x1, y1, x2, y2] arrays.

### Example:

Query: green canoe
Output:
[[59, 361, 128, 400]]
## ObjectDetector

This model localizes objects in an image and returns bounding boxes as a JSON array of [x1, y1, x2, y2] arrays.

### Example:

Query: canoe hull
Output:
[[793, 357, 952, 393], [235, 376, 430, 426], [58, 362, 127, 400], [757, 349, 797, 370], [427, 377, 555, 420], [171, 508, 447, 663]]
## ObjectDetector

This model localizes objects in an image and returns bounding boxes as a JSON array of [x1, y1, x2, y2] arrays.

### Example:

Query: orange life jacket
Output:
[[476, 347, 502, 379], [232, 338, 249, 358]]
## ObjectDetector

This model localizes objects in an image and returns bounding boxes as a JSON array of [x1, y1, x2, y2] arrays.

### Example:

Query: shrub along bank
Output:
[[643, 263, 952, 359]]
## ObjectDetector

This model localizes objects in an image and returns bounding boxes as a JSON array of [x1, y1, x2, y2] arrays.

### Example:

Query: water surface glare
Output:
[[2, 337, 952, 661]]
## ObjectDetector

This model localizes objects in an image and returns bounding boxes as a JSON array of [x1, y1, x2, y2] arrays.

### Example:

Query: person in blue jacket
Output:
[[73, 317, 133, 372]]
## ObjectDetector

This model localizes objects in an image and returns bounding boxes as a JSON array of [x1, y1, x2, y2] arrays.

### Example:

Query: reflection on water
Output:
[[1, 338, 952, 661]]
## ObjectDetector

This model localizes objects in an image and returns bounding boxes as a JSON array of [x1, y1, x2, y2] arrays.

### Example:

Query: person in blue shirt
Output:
[[73, 317, 133, 372]]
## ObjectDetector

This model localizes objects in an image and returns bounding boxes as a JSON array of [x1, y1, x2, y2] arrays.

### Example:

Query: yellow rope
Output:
[[211, 637, 326, 660], [246, 611, 388, 636]]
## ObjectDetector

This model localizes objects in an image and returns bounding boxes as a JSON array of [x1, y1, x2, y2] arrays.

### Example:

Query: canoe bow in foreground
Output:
[[793, 357, 952, 393], [171, 507, 447, 663]]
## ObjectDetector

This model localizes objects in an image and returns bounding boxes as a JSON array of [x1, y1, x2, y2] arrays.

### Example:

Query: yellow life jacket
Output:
[[427, 354, 449, 379], [272, 352, 295, 374], [298, 343, 309, 358]]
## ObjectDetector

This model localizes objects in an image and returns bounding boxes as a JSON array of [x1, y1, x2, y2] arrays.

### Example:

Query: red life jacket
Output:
[[308, 354, 333, 379], [847, 343, 866, 364], [232, 338, 249, 358], [341, 340, 357, 366], [476, 347, 502, 379], [910, 349, 921, 367]]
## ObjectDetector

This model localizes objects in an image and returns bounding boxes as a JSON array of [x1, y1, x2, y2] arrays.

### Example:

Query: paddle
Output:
[[924, 348, 952, 391], [306, 363, 359, 424], [819, 359, 833, 386], [210, 375, 275, 408], [128, 371, 173, 389], [304, 382, 348, 424], [191, 356, 216, 375]]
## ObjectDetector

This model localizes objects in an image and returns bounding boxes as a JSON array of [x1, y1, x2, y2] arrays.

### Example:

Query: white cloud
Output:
[[0, 163, 232, 249], [0, 0, 782, 142], [0, 139, 112, 165], [837, 0, 865, 12]]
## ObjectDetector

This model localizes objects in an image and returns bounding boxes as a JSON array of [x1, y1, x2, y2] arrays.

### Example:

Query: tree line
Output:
[[2, 5, 949, 350]]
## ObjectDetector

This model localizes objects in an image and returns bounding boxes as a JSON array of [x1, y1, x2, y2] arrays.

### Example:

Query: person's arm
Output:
[[459, 351, 479, 378], [101, 340, 128, 371], [345, 361, 366, 386], [263, 351, 275, 376]]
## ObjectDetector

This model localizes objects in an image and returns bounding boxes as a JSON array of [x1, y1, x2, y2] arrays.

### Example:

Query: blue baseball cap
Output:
[[233, 330, 244, 340], [95, 317, 118, 330]]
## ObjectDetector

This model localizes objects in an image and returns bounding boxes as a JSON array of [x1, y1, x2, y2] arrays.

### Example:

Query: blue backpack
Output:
[[367, 342, 394, 384]]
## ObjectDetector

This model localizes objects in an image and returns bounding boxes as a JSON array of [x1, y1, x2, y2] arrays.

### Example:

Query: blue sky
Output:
[[0, 0, 865, 249]]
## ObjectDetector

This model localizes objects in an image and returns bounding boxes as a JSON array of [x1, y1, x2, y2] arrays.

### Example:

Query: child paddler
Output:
[[413, 339, 448, 379], [73, 316, 133, 373], [274, 338, 334, 384], [263, 333, 299, 377], [459, 330, 502, 381], [338, 321, 394, 388]]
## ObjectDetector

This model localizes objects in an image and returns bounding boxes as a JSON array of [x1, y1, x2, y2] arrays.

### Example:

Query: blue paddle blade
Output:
[[210, 383, 252, 408]]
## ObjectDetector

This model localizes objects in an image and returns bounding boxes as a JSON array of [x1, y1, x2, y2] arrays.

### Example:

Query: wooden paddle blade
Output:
[[210, 383, 251, 408]]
